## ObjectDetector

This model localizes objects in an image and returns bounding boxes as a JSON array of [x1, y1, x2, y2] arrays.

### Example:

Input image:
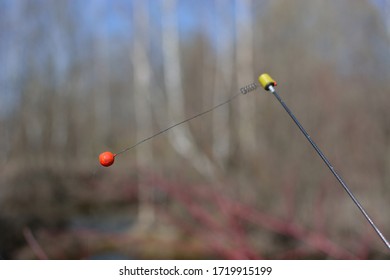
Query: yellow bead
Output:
[[258, 73, 277, 90]]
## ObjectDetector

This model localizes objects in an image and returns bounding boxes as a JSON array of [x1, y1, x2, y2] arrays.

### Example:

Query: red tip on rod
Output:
[[99, 151, 115, 167]]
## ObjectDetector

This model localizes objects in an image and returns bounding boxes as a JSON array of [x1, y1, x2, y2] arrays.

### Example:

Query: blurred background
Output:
[[0, 0, 389, 259]]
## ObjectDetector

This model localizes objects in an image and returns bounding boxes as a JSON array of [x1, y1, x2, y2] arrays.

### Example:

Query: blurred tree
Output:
[[235, 0, 257, 162], [162, 0, 216, 178], [212, 0, 234, 168], [131, 0, 155, 230]]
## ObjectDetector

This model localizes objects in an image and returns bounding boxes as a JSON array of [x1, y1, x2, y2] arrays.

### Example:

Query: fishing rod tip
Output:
[[259, 73, 277, 91]]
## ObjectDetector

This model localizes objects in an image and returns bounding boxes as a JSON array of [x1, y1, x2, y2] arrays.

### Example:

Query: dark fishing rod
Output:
[[258, 73, 390, 250]]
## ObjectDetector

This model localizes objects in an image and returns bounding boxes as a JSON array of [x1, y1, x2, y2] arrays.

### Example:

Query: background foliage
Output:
[[0, 0, 389, 259]]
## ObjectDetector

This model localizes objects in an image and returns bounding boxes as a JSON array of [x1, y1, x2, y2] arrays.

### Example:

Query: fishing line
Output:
[[98, 83, 259, 167], [116, 91, 243, 156]]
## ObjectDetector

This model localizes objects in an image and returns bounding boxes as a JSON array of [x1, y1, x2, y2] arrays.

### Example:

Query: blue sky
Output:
[[0, 0, 388, 118]]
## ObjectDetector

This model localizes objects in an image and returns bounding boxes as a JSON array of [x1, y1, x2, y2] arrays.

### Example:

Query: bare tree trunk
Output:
[[162, 0, 215, 179], [93, 20, 111, 148], [1, 2, 22, 162], [235, 0, 256, 160], [49, 1, 72, 160], [212, 0, 234, 168], [131, 0, 155, 230]]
